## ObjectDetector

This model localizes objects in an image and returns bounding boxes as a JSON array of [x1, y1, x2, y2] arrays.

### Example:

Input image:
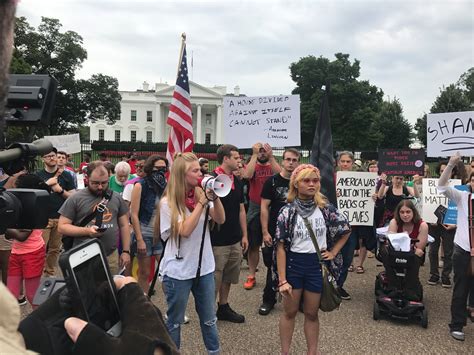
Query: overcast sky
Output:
[[17, 0, 473, 125]]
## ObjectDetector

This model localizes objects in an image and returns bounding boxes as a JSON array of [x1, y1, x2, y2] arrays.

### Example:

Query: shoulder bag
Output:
[[468, 194, 474, 276], [302, 217, 341, 312]]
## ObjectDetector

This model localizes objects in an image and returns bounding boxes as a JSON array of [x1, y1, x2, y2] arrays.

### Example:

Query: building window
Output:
[[205, 133, 211, 145], [131, 130, 137, 142], [146, 131, 152, 143], [114, 130, 121, 142], [98, 129, 104, 141], [146, 111, 153, 122], [131, 110, 137, 121], [205, 113, 212, 125]]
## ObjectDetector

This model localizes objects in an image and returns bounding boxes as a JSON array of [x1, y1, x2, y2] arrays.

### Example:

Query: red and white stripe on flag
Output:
[[166, 44, 194, 165]]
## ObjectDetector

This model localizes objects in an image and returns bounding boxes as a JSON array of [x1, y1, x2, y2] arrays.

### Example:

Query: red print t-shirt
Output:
[[249, 163, 273, 204]]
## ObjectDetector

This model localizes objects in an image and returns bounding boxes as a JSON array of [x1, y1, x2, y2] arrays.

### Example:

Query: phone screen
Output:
[[73, 254, 120, 331]]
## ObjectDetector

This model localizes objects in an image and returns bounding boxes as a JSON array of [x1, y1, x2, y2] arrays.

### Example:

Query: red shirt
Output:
[[397, 220, 423, 240], [128, 159, 137, 174], [248, 163, 274, 204]]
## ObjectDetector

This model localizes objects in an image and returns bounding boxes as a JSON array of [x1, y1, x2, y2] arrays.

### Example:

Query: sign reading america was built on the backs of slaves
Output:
[[222, 95, 300, 148]]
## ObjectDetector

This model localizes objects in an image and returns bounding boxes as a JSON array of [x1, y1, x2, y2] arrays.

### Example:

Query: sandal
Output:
[[348, 265, 354, 272], [356, 266, 365, 274]]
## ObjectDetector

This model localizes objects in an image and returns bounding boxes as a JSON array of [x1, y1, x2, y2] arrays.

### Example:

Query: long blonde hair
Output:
[[287, 166, 327, 208], [162, 152, 198, 241]]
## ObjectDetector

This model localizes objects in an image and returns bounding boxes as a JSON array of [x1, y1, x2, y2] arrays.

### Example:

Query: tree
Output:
[[415, 69, 473, 147], [9, 17, 121, 139], [290, 53, 385, 151], [373, 98, 412, 148]]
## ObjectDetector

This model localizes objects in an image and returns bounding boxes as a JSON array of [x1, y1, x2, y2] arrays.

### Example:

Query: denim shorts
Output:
[[131, 232, 163, 257], [286, 251, 322, 293]]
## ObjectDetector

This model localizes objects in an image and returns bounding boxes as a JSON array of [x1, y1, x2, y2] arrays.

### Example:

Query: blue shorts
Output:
[[286, 251, 323, 293], [131, 232, 163, 257]]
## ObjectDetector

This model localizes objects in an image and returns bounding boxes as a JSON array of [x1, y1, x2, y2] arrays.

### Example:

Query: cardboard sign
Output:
[[421, 178, 461, 224], [222, 95, 301, 148], [43, 134, 81, 154], [444, 185, 470, 224], [427, 111, 474, 157], [336, 171, 377, 226], [378, 149, 424, 176]]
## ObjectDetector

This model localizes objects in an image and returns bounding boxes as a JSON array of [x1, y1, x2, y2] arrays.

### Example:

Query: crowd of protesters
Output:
[[1, 141, 473, 354]]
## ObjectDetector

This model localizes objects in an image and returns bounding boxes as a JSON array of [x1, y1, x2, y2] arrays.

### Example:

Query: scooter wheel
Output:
[[373, 302, 380, 321], [421, 309, 428, 328]]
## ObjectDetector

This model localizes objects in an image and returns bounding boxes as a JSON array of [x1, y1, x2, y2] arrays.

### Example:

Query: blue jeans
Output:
[[162, 273, 220, 354], [337, 229, 358, 287]]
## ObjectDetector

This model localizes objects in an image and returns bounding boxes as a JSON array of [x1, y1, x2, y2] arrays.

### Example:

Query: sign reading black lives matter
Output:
[[222, 95, 300, 148], [378, 149, 425, 176], [427, 111, 474, 157], [336, 171, 377, 226]]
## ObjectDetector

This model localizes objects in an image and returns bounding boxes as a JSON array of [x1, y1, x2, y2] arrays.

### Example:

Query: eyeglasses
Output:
[[284, 158, 299, 163], [89, 180, 109, 186], [43, 154, 56, 159]]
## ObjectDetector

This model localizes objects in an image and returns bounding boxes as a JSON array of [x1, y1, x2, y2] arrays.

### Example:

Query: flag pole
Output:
[[176, 33, 186, 78]]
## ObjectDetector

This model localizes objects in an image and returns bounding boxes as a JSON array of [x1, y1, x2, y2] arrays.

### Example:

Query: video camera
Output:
[[0, 138, 53, 234]]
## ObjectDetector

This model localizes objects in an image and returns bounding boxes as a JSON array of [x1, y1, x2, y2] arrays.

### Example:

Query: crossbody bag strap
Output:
[[302, 217, 323, 263], [195, 205, 210, 282], [94, 189, 113, 227], [469, 193, 474, 256]]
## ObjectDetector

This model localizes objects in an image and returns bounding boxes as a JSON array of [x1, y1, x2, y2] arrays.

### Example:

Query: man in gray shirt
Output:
[[58, 161, 131, 274]]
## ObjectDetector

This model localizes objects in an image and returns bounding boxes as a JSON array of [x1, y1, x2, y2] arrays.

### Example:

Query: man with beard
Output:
[[242, 142, 281, 290], [36, 147, 75, 276], [258, 148, 300, 315], [57, 161, 131, 274], [109, 161, 133, 195]]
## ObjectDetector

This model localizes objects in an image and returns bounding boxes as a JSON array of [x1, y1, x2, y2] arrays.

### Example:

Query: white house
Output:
[[90, 81, 242, 144]]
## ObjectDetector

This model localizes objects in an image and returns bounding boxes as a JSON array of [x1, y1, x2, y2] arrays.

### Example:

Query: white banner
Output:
[[43, 134, 81, 154], [421, 178, 461, 223], [336, 171, 377, 226], [222, 95, 300, 148], [427, 111, 474, 157]]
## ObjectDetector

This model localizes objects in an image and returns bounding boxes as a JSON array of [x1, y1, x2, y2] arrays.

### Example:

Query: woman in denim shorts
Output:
[[130, 155, 168, 291], [273, 164, 351, 354]]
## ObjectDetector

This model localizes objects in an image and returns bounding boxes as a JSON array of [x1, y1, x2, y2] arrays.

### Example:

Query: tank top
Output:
[[385, 185, 409, 212], [397, 220, 422, 240]]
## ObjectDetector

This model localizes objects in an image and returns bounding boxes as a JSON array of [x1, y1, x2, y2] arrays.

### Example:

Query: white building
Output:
[[90, 81, 242, 144]]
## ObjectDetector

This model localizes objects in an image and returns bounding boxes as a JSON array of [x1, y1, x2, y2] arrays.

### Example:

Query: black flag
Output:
[[310, 85, 337, 205]]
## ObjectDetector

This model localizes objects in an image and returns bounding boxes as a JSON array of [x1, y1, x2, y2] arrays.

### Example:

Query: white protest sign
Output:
[[336, 171, 377, 226], [421, 178, 461, 223], [427, 111, 474, 157], [43, 134, 81, 154], [223, 95, 300, 148]]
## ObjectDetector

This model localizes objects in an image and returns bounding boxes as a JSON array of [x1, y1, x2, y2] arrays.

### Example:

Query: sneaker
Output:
[[427, 275, 440, 285], [338, 287, 351, 300], [450, 330, 465, 341], [216, 303, 245, 323], [441, 277, 452, 288], [258, 302, 274, 316], [243, 276, 256, 290], [18, 296, 27, 306]]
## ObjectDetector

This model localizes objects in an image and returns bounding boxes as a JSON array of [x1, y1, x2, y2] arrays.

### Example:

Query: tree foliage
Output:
[[373, 98, 412, 149], [10, 17, 121, 138], [290, 53, 396, 151], [415, 67, 473, 146]]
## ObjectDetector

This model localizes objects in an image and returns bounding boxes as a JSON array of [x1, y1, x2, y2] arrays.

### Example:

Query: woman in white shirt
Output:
[[159, 152, 225, 354]]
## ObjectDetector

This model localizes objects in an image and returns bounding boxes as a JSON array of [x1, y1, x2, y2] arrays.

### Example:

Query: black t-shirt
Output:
[[210, 176, 244, 246], [36, 169, 75, 219], [261, 173, 290, 237]]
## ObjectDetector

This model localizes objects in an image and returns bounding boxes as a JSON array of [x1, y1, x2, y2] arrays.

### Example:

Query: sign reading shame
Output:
[[336, 171, 377, 226], [378, 149, 425, 176], [427, 111, 474, 157], [223, 95, 300, 148], [44, 134, 81, 154], [422, 178, 461, 224]]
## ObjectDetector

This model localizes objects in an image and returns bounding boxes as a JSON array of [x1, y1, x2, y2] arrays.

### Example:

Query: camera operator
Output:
[[0, 2, 178, 354]]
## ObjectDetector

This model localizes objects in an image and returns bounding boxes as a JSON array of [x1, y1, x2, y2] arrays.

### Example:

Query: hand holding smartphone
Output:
[[59, 239, 122, 337]]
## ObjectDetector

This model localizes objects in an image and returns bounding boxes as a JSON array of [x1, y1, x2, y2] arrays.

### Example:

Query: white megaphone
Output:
[[200, 174, 232, 197]]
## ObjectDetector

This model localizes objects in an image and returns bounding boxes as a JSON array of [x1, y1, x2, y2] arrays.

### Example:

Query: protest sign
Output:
[[44, 134, 81, 154], [427, 111, 474, 157], [444, 185, 470, 224], [378, 149, 424, 176], [422, 178, 461, 224], [222, 95, 300, 148], [336, 171, 377, 226]]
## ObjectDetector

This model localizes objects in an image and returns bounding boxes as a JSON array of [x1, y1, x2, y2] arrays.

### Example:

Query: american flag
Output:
[[166, 42, 194, 165]]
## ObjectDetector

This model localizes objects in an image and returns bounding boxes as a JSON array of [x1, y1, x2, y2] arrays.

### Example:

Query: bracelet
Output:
[[198, 201, 206, 207], [278, 280, 288, 287], [122, 250, 130, 254]]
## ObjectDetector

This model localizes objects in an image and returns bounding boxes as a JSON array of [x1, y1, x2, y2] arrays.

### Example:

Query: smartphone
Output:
[[59, 239, 122, 337], [96, 227, 108, 233]]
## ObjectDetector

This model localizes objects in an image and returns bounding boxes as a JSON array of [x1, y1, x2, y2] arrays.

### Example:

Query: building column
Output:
[[196, 104, 202, 144], [216, 104, 223, 144], [162, 105, 168, 142], [155, 101, 162, 141]]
